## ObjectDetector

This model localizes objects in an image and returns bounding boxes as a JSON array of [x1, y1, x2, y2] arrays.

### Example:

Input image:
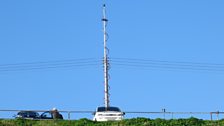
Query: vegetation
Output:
[[0, 117, 224, 126]]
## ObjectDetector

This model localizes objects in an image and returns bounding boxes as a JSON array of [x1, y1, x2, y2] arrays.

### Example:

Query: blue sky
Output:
[[0, 0, 224, 119]]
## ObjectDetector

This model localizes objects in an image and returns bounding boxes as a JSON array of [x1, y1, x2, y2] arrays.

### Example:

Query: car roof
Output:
[[18, 111, 38, 113]]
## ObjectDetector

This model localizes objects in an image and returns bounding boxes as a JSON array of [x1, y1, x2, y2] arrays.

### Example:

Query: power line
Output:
[[0, 58, 102, 72], [111, 63, 224, 72], [0, 63, 101, 72], [110, 58, 224, 72], [0, 58, 100, 67], [111, 58, 224, 66], [1, 57, 224, 73]]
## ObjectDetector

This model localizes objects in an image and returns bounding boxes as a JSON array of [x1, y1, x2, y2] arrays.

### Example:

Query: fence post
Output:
[[162, 109, 166, 119], [68, 111, 71, 120], [210, 112, 213, 121], [216, 111, 219, 120]]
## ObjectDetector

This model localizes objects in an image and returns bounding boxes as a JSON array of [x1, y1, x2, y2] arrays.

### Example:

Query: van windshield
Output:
[[97, 107, 121, 112]]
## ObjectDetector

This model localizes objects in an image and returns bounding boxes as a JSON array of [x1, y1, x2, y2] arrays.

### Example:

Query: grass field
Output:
[[0, 117, 224, 126]]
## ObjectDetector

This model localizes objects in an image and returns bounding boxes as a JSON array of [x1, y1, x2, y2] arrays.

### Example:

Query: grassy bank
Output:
[[0, 117, 224, 126]]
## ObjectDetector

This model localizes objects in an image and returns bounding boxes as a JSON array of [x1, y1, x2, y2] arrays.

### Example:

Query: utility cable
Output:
[[0, 58, 102, 72]]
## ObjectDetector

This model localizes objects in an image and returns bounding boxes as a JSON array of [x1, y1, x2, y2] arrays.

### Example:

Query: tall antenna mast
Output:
[[102, 4, 110, 108]]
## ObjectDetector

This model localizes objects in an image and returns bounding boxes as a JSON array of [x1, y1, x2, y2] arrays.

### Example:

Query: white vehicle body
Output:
[[93, 107, 125, 121]]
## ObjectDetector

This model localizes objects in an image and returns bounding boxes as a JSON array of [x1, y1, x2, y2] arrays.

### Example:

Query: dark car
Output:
[[40, 111, 63, 119], [15, 111, 39, 119]]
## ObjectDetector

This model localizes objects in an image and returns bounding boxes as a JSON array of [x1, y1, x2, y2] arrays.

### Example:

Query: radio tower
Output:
[[102, 4, 110, 109]]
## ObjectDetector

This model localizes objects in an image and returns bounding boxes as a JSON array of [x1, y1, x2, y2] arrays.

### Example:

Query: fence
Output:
[[0, 109, 223, 120]]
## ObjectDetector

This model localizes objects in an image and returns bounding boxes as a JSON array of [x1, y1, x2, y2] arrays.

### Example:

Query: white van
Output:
[[93, 106, 125, 121]]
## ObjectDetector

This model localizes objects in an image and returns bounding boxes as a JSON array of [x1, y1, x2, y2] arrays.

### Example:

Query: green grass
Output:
[[0, 117, 224, 126]]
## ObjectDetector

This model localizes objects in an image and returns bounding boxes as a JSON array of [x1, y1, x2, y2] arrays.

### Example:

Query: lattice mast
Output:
[[102, 4, 110, 109]]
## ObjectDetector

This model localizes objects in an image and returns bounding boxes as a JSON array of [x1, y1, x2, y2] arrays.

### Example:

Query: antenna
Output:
[[102, 4, 110, 109]]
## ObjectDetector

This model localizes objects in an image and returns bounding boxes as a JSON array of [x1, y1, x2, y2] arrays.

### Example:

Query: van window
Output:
[[97, 107, 121, 112]]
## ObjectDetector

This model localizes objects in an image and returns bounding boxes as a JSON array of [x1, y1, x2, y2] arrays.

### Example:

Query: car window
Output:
[[17, 111, 39, 118], [28, 111, 39, 117], [41, 112, 52, 119], [17, 112, 26, 117]]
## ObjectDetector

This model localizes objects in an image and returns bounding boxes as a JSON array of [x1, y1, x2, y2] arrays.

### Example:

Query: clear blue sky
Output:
[[0, 0, 224, 119]]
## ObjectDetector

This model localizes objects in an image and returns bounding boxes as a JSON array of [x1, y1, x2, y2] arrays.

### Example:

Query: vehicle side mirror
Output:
[[123, 112, 125, 115], [92, 112, 96, 115]]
